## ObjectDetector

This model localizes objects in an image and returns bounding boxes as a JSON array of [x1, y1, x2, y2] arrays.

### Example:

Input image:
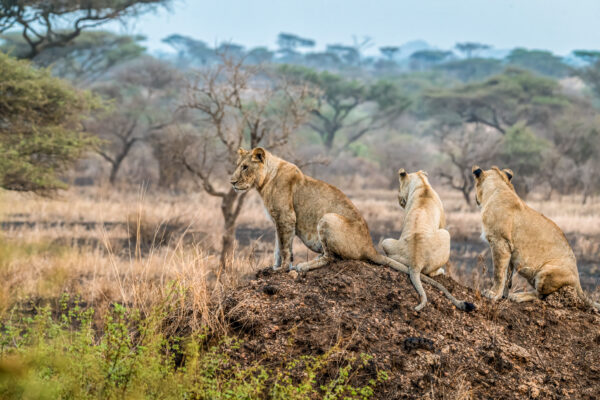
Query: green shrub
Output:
[[0, 295, 386, 399], [0, 52, 100, 193]]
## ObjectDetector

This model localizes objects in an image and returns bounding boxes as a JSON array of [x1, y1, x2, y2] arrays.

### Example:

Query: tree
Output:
[[428, 118, 502, 205], [277, 33, 315, 52], [410, 50, 453, 70], [499, 123, 548, 194], [0, 0, 168, 59], [86, 57, 180, 184], [1, 30, 146, 84], [455, 42, 490, 58], [279, 65, 411, 152], [325, 44, 361, 66], [162, 34, 216, 66], [380, 46, 400, 61], [424, 68, 568, 135], [246, 47, 274, 64], [276, 32, 315, 62], [436, 58, 502, 82], [574, 50, 600, 100], [573, 50, 600, 64], [181, 56, 315, 267], [545, 106, 600, 203], [505, 48, 570, 78], [0, 53, 98, 193]]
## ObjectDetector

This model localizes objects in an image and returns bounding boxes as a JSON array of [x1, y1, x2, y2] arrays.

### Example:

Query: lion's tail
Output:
[[369, 254, 476, 312], [574, 281, 600, 311]]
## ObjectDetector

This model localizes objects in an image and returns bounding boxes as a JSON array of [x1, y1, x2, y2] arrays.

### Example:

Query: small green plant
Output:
[[0, 296, 387, 399]]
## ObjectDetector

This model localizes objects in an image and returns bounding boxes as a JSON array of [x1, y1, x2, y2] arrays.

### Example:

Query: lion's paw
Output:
[[482, 289, 501, 301]]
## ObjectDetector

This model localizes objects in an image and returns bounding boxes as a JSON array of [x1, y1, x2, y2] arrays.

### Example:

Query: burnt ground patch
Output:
[[225, 260, 600, 399]]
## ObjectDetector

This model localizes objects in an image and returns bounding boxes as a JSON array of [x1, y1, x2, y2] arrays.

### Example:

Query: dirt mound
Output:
[[224, 261, 600, 399]]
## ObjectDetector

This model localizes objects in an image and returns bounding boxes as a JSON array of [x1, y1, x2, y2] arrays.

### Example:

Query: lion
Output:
[[229, 147, 475, 312], [472, 165, 599, 311], [381, 169, 451, 311]]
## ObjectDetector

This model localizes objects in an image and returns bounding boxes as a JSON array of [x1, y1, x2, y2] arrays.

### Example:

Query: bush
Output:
[[0, 53, 99, 193], [0, 295, 386, 399]]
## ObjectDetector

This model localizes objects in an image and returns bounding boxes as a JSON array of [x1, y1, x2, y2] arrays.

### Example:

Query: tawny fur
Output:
[[230, 147, 474, 312], [382, 169, 450, 311], [472, 165, 599, 311]]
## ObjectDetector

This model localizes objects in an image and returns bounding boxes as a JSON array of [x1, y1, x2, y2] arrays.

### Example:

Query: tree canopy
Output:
[[505, 48, 570, 78], [454, 42, 491, 58], [279, 65, 410, 152], [1, 31, 146, 83], [0, 0, 168, 59], [424, 68, 568, 134], [0, 53, 99, 193]]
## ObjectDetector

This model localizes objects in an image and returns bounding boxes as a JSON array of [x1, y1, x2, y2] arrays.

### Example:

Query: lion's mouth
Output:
[[232, 184, 250, 193]]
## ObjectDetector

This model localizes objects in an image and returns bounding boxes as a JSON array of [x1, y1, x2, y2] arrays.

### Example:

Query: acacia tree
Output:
[[574, 50, 600, 100], [0, 0, 167, 59], [0, 53, 98, 193], [545, 106, 600, 203], [454, 42, 490, 58], [181, 56, 315, 267], [424, 68, 568, 134], [505, 48, 570, 78], [409, 50, 453, 70], [279, 65, 410, 153], [1, 30, 146, 84]]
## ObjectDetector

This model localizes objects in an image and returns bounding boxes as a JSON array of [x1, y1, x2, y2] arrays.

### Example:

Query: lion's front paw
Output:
[[482, 289, 501, 301], [292, 263, 309, 272]]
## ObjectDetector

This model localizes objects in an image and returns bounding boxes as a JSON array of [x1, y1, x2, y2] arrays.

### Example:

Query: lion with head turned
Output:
[[472, 165, 599, 310], [229, 147, 474, 312], [382, 169, 451, 311]]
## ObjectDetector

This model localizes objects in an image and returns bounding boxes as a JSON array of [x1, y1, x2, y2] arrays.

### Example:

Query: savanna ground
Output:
[[0, 186, 598, 399]]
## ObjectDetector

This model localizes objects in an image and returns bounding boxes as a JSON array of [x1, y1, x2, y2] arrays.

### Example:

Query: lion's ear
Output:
[[238, 148, 249, 157], [419, 170, 428, 177], [251, 147, 266, 163], [503, 168, 514, 181], [472, 165, 483, 178], [398, 168, 407, 178]]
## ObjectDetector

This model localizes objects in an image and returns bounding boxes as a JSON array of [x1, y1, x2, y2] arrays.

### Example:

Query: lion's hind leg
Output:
[[508, 263, 574, 303], [508, 291, 539, 303], [295, 213, 352, 272], [381, 237, 411, 265]]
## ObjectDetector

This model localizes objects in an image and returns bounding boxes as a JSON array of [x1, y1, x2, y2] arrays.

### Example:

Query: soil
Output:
[[224, 260, 600, 399]]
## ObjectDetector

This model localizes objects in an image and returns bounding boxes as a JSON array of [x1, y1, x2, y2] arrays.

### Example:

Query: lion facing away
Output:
[[229, 147, 474, 311], [382, 169, 451, 311], [472, 165, 599, 311]]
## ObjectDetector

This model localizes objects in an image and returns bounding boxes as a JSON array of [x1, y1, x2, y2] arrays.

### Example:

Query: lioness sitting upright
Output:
[[382, 169, 451, 311], [230, 147, 474, 311], [472, 165, 599, 310]]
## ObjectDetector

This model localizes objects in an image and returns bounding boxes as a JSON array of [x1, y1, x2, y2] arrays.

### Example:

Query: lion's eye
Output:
[[242, 165, 248, 171]]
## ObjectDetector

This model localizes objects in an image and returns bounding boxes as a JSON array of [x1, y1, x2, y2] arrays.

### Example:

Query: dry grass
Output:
[[0, 185, 598, 319]]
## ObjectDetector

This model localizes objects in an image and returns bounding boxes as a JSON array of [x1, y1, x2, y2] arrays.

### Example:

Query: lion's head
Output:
[[230, 147, 267, 192], [397, 169, 429, 208], [472, 165, 514, 206]]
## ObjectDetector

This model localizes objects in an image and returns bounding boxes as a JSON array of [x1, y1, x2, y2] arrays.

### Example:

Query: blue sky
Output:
[[108, 0, 600, 56]]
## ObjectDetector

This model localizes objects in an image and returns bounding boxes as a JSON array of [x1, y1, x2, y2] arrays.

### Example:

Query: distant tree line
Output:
[[3, 2, 600, 264]]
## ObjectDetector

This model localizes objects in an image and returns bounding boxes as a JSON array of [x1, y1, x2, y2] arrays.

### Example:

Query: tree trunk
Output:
[[108, 139, 137, 185], [461, 187, 472, 205], [109, 161, 120, 185], [582, 188, 589, 205], [219, 189, 247, 269]]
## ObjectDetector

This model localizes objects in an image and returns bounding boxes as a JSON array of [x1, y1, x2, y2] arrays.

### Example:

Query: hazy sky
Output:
[[109, 0, 600, 56]]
